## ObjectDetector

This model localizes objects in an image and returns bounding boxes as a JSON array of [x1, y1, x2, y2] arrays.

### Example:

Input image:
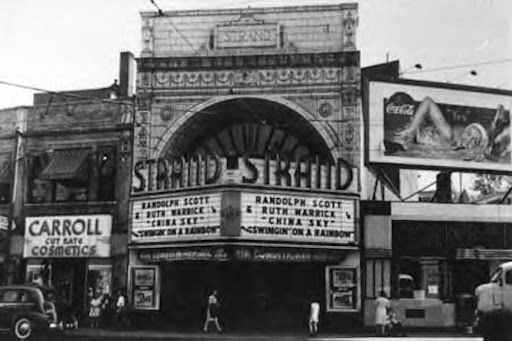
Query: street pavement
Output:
[[57, 328, 483, 341]]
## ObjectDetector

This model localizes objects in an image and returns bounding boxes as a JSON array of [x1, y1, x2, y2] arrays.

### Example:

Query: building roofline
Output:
[[140, 3, 357, 18]]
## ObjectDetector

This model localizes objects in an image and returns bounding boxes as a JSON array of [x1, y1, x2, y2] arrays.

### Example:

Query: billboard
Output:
[[367, 80, 512, 172]]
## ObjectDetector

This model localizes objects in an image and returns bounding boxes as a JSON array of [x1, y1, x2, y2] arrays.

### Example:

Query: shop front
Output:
[[23, 214, 113, 314], [129, 186, 361, 331], [363, 201, 512, 328]]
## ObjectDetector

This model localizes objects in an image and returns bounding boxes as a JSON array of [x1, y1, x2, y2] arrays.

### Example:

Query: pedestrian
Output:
[[386, 308, 405, 336], [89, 292, 102, 328], [203, 290, 222, 333], [100, 293, 112, 328], [114, 290, 127, 328], [308, 299, 320, 336], [375, 290, 390, 336]]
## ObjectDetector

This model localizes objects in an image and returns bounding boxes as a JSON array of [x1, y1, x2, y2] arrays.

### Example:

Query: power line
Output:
[[403, 58, 512, 75], [0, 79, 131, 107]]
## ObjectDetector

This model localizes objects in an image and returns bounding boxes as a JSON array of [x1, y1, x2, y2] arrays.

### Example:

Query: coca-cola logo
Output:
[[385, 92, 416, 116]]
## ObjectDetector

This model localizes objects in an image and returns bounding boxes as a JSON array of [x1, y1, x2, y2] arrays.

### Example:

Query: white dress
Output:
[[309, 302, 320, 323], [374, 297, 389, 325]]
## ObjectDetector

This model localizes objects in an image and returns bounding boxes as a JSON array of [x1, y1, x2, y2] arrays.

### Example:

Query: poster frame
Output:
[[129, 265, 160, 311], [325, 265, 359, 312]]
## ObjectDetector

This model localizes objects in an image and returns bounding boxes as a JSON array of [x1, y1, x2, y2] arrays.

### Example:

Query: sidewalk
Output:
[[65, 328, 482, 340]]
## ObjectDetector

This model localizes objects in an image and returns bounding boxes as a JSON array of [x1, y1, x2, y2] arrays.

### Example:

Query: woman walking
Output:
[[203, 290, 222, 333], [374, 290, 390, 336]]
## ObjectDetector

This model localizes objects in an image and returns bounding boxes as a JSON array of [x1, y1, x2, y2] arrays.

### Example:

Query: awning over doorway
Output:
[[40, 149, 89, 181]]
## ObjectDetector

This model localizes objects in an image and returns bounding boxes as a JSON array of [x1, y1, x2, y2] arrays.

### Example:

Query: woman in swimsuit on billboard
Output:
[[393, 96, 510, 161]]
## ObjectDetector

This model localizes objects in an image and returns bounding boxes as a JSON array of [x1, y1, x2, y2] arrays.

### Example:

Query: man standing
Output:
[[203, 290, 222, 333]]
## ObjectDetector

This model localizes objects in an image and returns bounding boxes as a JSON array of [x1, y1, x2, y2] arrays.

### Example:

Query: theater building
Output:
[[128, 4, 362, 331], [6, 53, 136, 312]]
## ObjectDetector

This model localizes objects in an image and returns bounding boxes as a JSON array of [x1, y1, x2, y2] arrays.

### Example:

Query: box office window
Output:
[[28, 146, 116, 203]]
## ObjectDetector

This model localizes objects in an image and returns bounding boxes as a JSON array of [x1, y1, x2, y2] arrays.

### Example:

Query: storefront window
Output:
[[27, 146, 116, 203], [26, 263, 52, 287], [326, 266, 357, 311], [87, 265, 112, 297]]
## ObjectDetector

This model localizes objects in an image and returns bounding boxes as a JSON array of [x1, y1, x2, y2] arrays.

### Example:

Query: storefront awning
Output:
[[40, 149, 89, 181], [0, 162, 12, 183]]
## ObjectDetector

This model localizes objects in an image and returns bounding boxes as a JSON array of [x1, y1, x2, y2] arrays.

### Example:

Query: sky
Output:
[[0, 0, 511, 192], [0, 0, 510, 109]]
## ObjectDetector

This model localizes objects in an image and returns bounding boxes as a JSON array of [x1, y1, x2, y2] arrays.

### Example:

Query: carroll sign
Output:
[[240, 192, 357, 243], [24, 215, 112, 258], [131, 193, 222, 243], [132, 153, 354, 193]]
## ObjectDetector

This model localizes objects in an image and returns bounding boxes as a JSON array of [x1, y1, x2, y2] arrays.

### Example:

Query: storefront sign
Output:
[[215, 16, 279, 49], [240, 192, 357, 243], [23, 215, 112, 258], [368, 80, 512, 172], [326, 266, 358, 311], [131, 266, 160, 310], [130, 193, 222, 243], [132, 152, 353, 193]]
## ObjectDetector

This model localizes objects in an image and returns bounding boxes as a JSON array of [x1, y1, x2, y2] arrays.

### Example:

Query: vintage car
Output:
[[0, 285, 61, 340]]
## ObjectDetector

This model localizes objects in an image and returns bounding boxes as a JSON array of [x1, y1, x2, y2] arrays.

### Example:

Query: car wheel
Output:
[[13, 317, 33, 340]]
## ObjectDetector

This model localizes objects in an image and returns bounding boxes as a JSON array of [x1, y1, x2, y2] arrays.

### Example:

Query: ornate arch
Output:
[[152, 95, 340, 160]]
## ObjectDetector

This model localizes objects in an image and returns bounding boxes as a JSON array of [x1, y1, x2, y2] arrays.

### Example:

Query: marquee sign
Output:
[[240, 192, 357, 244], [24, 215, 112, 258], [132, 153, 354, 193], [131, 193, 222, 243]]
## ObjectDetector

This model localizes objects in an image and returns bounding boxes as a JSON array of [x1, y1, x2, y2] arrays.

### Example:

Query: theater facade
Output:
[[128, 4, 362, 330]]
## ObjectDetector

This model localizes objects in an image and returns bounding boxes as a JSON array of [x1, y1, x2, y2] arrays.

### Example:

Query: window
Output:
[[0, 289, 19, 302], [0, 154, 12, 204], [366, 259, 391, 299], [491, 268, 503, 284], [505, 270, 512, 285], [28, 146, 116, 203]]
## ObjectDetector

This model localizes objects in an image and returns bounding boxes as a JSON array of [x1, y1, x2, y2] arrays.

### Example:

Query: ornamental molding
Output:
[[137, 52, 359, 72], [138, 66, 359, 89]]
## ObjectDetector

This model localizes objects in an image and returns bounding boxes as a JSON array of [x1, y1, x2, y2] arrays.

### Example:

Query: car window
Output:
[[0, 289, 20, 303], [491, 268, 503, 284], [506, 271, 512, 285], [0, 289, 37, 303]]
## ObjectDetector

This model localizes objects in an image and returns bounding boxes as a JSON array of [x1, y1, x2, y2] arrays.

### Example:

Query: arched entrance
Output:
[[153, 95, 339, 163]]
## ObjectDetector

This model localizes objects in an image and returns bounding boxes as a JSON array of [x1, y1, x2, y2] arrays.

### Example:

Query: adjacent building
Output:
[[3, 53, 135, 312]]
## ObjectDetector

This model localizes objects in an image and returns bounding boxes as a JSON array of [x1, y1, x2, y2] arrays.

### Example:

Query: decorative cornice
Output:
[[138, 66, 360, 89], [137, 52, 359, 72]]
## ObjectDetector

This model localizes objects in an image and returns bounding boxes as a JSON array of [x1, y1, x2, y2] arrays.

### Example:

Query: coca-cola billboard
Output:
[[367, 80, 512, 172]]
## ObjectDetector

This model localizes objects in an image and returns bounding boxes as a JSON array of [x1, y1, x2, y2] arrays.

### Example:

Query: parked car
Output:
[[0, 285, 61, 340]]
